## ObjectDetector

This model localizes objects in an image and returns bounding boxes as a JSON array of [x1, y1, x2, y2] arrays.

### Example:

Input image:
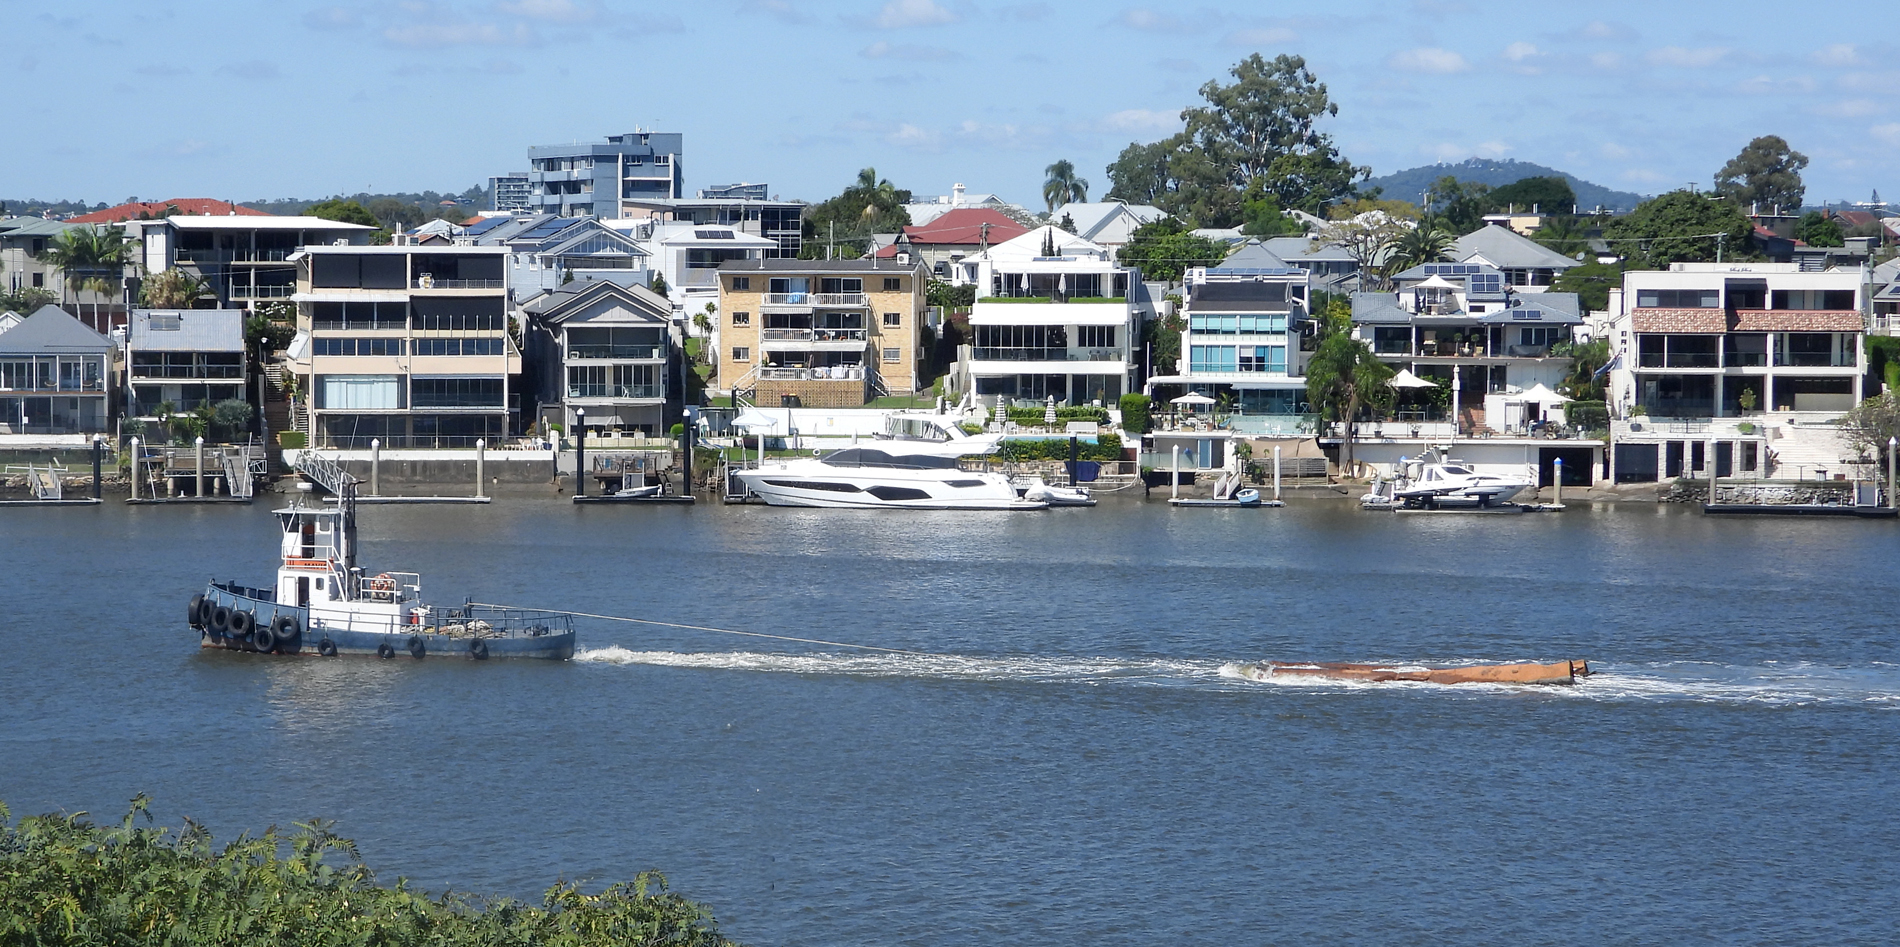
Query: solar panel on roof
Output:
[[695, 229, 735, 239]]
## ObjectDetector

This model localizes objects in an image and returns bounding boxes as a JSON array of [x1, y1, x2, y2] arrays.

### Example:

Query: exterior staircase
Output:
[[1459, 405, 1488, 436]]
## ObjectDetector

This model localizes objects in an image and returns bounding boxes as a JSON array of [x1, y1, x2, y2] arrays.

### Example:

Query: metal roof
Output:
[[127, 308, 245, 352], [1452, 225, 1582, 270], [0, 305, 112, 354]]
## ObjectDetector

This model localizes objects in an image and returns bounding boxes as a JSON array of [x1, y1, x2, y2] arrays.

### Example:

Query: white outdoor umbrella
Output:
[[1389, 369, 1437, 389], [731, 408, 781, 432], [1171, 392, 1218, 406], [1513, 383, 1571, 405]]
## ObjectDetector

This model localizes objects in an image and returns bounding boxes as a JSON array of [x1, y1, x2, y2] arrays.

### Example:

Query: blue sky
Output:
[[4, 1, 1895, 209]]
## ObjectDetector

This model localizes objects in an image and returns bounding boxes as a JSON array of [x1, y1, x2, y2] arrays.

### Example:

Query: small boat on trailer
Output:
[[186, 479, 574, 660], [1238, 659, 1590, 685]]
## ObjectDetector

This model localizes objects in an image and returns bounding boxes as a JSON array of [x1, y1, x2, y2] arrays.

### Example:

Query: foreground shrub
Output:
[[0, 796, 738, 946]]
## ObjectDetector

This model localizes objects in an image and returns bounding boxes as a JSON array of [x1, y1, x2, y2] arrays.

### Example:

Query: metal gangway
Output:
[[5, 462, 66, 500], [290, 449, 357, 494]]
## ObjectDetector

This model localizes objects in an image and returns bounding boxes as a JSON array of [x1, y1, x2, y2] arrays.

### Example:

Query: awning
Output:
[[1507, 383, 1570, 405], [1389, 368, 1437, 389], [731, 408, 783, 432]]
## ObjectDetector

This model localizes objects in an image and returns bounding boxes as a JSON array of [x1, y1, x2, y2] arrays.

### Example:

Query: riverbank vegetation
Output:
[[0, 796, 739, 946]]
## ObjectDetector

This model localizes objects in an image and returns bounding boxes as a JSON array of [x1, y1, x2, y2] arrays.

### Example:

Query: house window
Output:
[[883, 347, 902, 363], [883, 312, 902, 328], [732, 311, 751, 326], [1635, 288, 1720, 308], [883, 277, 901, 292], [31, 272, 43, 288], [1077, 326, 1115, 348], [731, 277, 750, 291], [732, 347, 750, 362]]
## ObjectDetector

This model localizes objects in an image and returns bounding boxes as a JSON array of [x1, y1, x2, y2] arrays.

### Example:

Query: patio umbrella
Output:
[[1511, 383, 1570, 405], [1171, 392, 1217, 406], [1388, 369, 1437, 389], [1044, 396, 1057, 425]]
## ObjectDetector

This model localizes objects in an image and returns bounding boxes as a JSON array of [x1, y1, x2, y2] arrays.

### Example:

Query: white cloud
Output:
[[1226, 27, 1296, 45], [1473, 140, 1508, 157], [874, 0, 955, 28], [1621, 168, 1667, 184], [495, 0, 598, 23], [860, 41, 958, 61], [886, 123, 943, 152], [1578, 20, 1636, 41], [1503, 41, 1539, 62], [1646, 46, 1729, 68], [1389, 47, 1470, 74], [1119, 9, 1188, 32], [1600, 143, 1632, 160], [1816, 99, 1880, 118], [1873, 123, 1900, 146], [1101, 108, 1182, 135], [1589, 51, 1623, 70], [1425, 139, 1508, 160], [1812, 43, 1859, 67]]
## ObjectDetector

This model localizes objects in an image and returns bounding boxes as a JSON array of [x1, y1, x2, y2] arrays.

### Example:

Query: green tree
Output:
[[1238, 178, 1302, 236], [1104, 139, 1173, 205], [1841, 391, 1900, 471], [1102, 53, 1366, 227], [1118, 393, 1151, 434], [305, 198, 380, 228], [36, 225, 136, 306], [1712, 135, 1808, 212], [1488, 176, 1577, 215], [1550, 260, 1622, 312], [1601, 190, 1754, 271], [926, 278, 975, 310], [799, 169, 912, 259], [1554, 337, 1612, 401], [650, 271, 670, 296], [367, 197, 425, 231], [1314, 203, 1416, 290], [1532, 214, 1591, 259], [1116, 219, 1228, 282], [140, 267, 214, 308], [1142, 309, 1187, 374], [1304, 301, 1393, 476], [1043, 159, 1088, 213], [1426, 176, 1495, 234], [1794, 211, 1844, 247], [1384, 219, 1456, 274], [245, 311, 296, 353], [0, 286, 56, 313]]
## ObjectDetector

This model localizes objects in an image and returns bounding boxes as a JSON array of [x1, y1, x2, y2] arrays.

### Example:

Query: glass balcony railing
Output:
[[567, 384, 664, 399], [567, 345, 664, 360], [971, 347, 1124, 362]]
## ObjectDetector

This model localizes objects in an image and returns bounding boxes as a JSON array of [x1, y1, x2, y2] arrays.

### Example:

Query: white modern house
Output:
[[958, 226, 1144, 407], [610, 219, 776, 316], [518, 280, 673, 437], [1145, 242, 1314, 434], [1602, 262, 1869, 484]]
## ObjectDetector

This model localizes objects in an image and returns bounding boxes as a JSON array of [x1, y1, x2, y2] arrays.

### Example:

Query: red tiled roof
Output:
[[1729, 309, 1863, 332], [68, 199, 270, 223], [1631, 308, 1727, 333], [1632, 307, 1864, 333], [875, 208, 1029, 257]]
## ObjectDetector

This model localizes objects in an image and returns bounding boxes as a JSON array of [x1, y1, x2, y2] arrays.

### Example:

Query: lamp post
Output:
[[1888, 436, 1895, 511], [575, 408, 586, 498]]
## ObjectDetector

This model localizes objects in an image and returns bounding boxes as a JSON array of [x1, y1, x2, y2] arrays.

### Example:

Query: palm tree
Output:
[[1304, 331, 1395, 477], [1385, 220, 1456, 274], [37, 225, 136, 313], [1043, 159, 1088, 213]]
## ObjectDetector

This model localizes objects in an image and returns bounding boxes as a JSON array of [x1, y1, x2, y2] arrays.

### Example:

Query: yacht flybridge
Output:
[[185, 479, 574, 659], [733, 448, 1046, 510]]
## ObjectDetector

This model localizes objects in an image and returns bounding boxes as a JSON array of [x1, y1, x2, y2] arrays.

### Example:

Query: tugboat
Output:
[[186, 477, 574, 660]]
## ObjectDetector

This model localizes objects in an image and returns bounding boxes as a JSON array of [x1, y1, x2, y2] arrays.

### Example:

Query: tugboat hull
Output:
[[191, 584, 575, 660]]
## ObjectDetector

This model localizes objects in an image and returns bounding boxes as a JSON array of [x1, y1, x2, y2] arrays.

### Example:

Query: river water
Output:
[[4, 494, 1898, 946]]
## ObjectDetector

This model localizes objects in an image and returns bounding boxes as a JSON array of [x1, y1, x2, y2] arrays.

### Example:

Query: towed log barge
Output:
[[1239, 659, 1590, 685]]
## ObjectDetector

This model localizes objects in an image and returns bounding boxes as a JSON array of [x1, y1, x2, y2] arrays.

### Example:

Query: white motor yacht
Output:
[[874, 411, 1002, 458], [734, 448, 1046, 510], [1389, 460, 1533, 508]]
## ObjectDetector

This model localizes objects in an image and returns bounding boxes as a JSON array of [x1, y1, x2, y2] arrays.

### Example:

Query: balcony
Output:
[[567, 344, 664, 360], [176, 247, 296, 264], [971, 347, 1125, 363], [413, 278, 504, 290], [1773, 352, 1855, 368], [761, 328, 866, 343], [1638, 353, 1720, 369], [567, 384, 664, 399], [763, 292, 865, 307], [230, 283, 297, 299], [758, 366, 864, 381]]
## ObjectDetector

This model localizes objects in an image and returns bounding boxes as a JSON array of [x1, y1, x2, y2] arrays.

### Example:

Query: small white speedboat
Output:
[[1021, 477, 1096, 507], [613, 483, 662, 499], [1391, 462, 1532, 509]]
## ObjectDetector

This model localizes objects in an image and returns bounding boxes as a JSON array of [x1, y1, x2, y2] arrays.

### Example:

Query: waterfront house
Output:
[[123, 308, 247, 423], [0, 305, 112, 435], [1450, 224, 1582, 292], [1044, 201, 1170, 259], [465, 214, 649, 300], [0, 218, 127, 330], [871, 208, 1028, 279], [1258, 236, 1363, 292], [518, 280, 673, 436], [1145, 243, 1315, 434], [716, 259, 927, 407], [123, 215, 377, 310], [619, 189, 804, 258], [623, 220, 778, 313], [284, 245, 521, 448], [957, 226, 1145, 407], [1352, 262, 1583, 434], [1602, 262, 1867, 483]]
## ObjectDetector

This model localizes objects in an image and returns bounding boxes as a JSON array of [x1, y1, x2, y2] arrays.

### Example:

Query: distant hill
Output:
[[1361, 158, 1649, 214]]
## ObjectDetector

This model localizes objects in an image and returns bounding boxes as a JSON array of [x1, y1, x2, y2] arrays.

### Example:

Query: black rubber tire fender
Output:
[[253, 625, 277, 654], [188, 594, 206, 629], [469, 638, 489, 660], [407, 635, 425, 659], [227, 610, 254, 640], [317, 637, 338, 657], [377, 641, 395, 659], [209, 605, 231, 635], [272, 615, 303, 654]]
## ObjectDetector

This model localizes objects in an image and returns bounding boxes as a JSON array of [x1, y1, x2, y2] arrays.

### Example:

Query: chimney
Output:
[[952, 182, 965, 205]]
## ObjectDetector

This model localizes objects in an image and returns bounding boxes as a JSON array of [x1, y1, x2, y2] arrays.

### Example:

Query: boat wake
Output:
[[576, 647, 1900, 707]]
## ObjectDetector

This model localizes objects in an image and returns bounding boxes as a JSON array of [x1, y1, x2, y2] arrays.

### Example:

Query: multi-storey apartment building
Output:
[[619, 194, 803, 258], [285, 245, 521, 448], [1606, 263, 1865, 418], [124, 215, 377, 309], [489, 173, 532, 214], [957, 226, 1144, 407], [716, 259, 926, 407], [527, 132, 683, 218]]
